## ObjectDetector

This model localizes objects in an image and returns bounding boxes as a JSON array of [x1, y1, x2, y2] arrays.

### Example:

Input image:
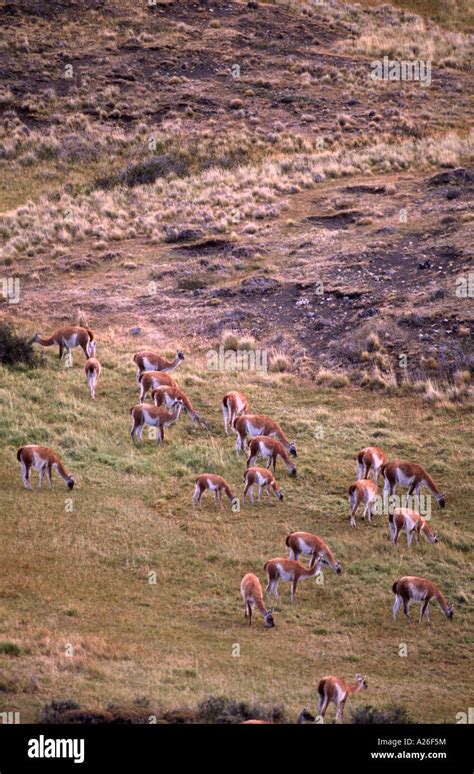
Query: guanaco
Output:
[[130, 400, 182, 444], [151, 385, 207, 427], [17, 445, 74, 491], [222, 391, 249, 434], [234, 414, 296, 457], [382, 460, 446, 508], [241, 709, 315, 724], [84, 357, 101, 400], [138, 370, 177, 402], [243, 467, 283, 505], [193, 474, 239, 509], [389, 508, 438, 546], [134, 350, 184, 379], [240, 573, 275, 628], [356, 446, 387, 482], [392, 576, 453, 623], [264, 557, 322, 605], [348, 480, 378, 527], [317, 675, 368, 723], [286, 532, 341, 574], [247, 436, 297, 477], [32, 326, 95, 360]]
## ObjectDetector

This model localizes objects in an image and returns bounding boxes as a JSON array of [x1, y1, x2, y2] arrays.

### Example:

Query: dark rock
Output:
[[428, 167, 473, 186], [164, 227, 204, 243], [240, 276, 281, 294]]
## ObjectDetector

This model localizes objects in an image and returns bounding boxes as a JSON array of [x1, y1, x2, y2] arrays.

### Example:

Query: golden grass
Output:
[[0, 342, 472, 722]]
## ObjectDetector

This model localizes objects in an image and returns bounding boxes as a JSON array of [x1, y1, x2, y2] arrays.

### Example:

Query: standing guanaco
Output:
[[134, 350, 184, 379], [32, 326, 96, 360], [17, 445, 74, 491], [356, 446, 387, 482], [243, 467, 283, 505], [317, 675, 368, 723], [138, 370, 177, 402], [84, 357, 101, 400], [264, 557, 322, 605], [382, 460, 446, 507], [389, 508, 438, 546], [151, 386, 206, 426], [392, 576, 453, 623], [247, 436, 297, 477], [130, 399, 183, 444], [286, 532, 341, 574], [222, 391, 249, 434], [348, 480, 378, 527], [240, 573, 275, 628], [193, 474, 239, 509], [234, 414, 296, 457]]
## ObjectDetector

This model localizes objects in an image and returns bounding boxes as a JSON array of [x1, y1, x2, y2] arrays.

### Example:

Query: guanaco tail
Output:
[[234, 414, 296, 457], [247, 436, 297, 477], [134, 350, 184, 380], [264, 557, 322, 606], [389, 508, 438, 546], [392, 576, 453, 623], [240, 573, 275, 628], [130, 399, 183, 444], [32, 326, 96, 360], [348, 479, 378, 527], [243, 467, 283, 505], [356, 446, 387, 482], [317, 674, 368, 723], [17, 445, 74, 491], [222, 391, 249, 434], [192, 474, 239, 509], [286, 531, 341, 574], [85, 357, 101, 400], [382, 460, 446, 507], [137, 370, 177, 402]]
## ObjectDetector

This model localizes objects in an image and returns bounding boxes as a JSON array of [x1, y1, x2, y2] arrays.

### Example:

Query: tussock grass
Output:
[[0, 341, 472, 722]]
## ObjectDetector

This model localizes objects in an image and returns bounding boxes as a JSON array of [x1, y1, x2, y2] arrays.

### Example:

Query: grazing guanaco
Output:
[[17, 445, 74, 491], [356, 446, 387, 482], [348, 479, 378, 527], [241, 709, 315, 724], [222, 391, 249, 434], [193, 474, 239, 509], [264, 557, 322, 605], [286, 532, 341, 574], [151, 386, 206, 426], [134, 350, 184, 379], [247, 436, 297, 477], [84, 357, 101, 400], [130, 399, 183, 444], [138, 370, 177, 402], [234, 414, 296, 457], [243, 467, 283, 505], [392, 576, 453, 623], [389, 508, 438, 546], [240, 573, 275, 628], [32, 326, 96, 360], [317, 675, 368, 723], [382, 460, 446, 508]]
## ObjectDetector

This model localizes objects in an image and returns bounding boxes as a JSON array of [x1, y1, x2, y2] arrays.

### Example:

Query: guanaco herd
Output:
[[16, 326, 455, 723]]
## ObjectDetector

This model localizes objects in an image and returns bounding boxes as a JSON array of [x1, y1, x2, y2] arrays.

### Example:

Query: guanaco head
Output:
[[264, 609, 275, 628], [289, 464, 297, 477], [437, 494, 446, 508], [288, 442, 297, 458], [356, 674, 368, 690], [31, 332, 40, 343], [176, 350, 185, 361], [274, 485, 284, 501], [67, 476, 75, 491], [445, 603, 454, 620], [231, 496, 239, 509]]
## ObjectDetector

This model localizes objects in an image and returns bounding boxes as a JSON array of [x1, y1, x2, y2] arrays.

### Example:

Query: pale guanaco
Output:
[[264, 557, 322, 606], [134, 350, 184, 379], [243, 467, 283, 505], [233, 414, 296, 457], [356, 446, 387, 482], [389, 508, 438, 546], [130, 399, 183, 444], [151, 386, 206, 426], [138, 370, 177, 402], [17, 445, 74, 490], [240, 573, 275, 628], [247, 436, 297, 477], [222, 391, 249, 434], [84, 357, 101, 400], [382, 460, 446, 507], [392, 576, 453, 623], [286, 532, 341, 574], [317, 674, 368, 722], [348, 479, 378, 527], [32, 326, 96, 360], [192, 474, 239, 509]]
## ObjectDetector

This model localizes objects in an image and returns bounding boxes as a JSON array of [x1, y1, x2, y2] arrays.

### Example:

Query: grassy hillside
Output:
[[0, 339, 472, 722]]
